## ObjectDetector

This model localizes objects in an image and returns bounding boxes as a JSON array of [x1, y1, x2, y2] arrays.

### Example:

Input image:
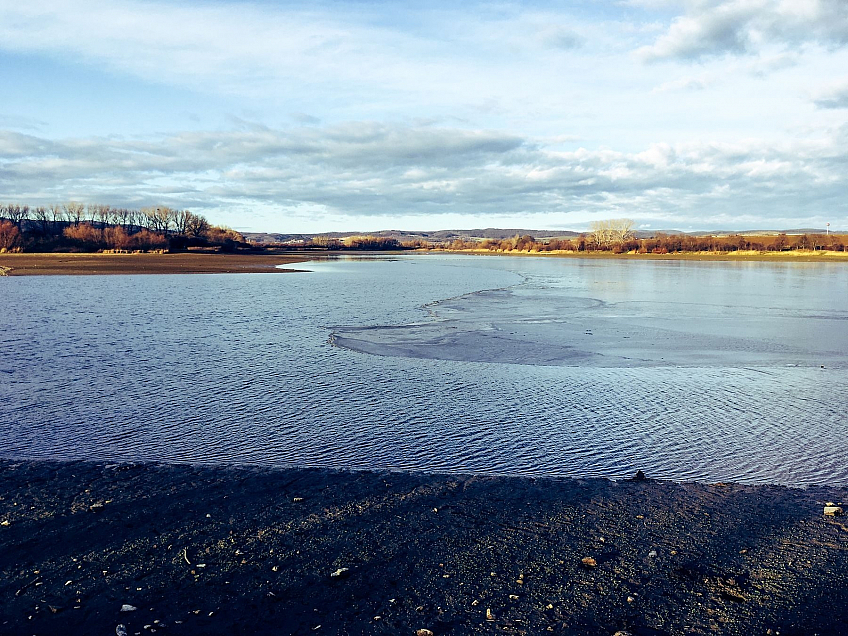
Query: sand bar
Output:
[[0, 251, 317, 276]]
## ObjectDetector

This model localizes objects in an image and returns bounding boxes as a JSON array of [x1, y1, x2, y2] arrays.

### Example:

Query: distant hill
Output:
[[243, 227, 836, 244], [243, 228, 581, 244]]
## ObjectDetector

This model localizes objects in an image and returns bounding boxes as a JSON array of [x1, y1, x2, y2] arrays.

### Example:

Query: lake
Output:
[[2, 254, 846, 485]]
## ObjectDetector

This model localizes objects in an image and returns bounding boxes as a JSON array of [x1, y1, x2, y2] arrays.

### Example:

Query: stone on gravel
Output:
[[120, 604, 137, 612], [116, 625, 128, 636], [581, 557, 597, 568], [330, 567, 350, 579], [824, 506, 843, 516], [415, 630, 434, 636]]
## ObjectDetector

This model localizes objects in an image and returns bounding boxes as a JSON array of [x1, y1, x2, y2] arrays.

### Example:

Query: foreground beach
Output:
[[1, 461, 845, 635]]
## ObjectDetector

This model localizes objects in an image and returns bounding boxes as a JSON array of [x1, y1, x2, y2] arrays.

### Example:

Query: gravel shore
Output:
[[1, 460, 846, 635]]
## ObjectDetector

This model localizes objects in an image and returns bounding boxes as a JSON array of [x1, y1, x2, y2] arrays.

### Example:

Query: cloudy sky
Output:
[[1, 0, 846, 233]]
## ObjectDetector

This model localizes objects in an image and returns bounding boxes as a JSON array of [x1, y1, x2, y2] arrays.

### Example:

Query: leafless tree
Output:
[[32, 206, 51, 236], [185, 212, 210, 239], [141, 206, 175, 233], [3, 204, 29, 227], [49, 204, 64, 234], [589, 218, 635, 247], [63, 202, 85, 225]]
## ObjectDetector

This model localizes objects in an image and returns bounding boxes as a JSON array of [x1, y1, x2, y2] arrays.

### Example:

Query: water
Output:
[[2, 254, 846, 485]]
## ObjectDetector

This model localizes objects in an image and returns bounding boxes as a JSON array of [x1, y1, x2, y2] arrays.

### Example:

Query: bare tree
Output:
[[63, 202, 84, 225], [141, 206, 175, 233], [49, 204, 64, 234], [3, 204, 29, 228], [172, 209, 190, 235], [32, 206, 51, 236], [589, 218, 635, 248], [185, 212, 210, 239]]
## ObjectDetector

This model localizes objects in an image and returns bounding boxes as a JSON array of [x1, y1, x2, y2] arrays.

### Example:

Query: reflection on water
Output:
[[1, 254, 846, 485]]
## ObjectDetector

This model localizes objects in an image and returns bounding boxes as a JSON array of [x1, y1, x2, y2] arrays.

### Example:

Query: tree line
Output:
[[440, 217, 846, 254], [0, 203, 243, 253], [443, 231, 846, 254]]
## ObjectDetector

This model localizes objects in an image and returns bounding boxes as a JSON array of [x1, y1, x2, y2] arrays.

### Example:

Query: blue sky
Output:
[[1, 0, 847, 233]]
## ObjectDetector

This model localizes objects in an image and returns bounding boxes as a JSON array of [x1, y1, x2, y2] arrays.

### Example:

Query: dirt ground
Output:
[[1, 460, 846, 635], [0, 252, 315, 276]]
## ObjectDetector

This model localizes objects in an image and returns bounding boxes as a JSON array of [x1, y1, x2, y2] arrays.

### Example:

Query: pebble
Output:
[[648, 550, 657, 558], [824, 506, 843, 516], [486, 608, 495, 621], [0, 520, 9, 526], [120, 605, 138, 612], [116, 625, 128, 636], [415, 630, 435, 636], [581, 557, 597, 568], [330, 568, 350, 578]]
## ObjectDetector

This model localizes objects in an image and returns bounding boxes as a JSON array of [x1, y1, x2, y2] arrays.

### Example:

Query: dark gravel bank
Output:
[[1, 460, 846, 635]]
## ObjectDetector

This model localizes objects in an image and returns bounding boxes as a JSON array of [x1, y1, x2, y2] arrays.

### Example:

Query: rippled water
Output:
[[2, 254, 846, 485]]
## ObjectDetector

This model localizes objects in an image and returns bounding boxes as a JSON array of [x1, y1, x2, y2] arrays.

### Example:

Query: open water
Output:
[[2, 254, 846, 485]]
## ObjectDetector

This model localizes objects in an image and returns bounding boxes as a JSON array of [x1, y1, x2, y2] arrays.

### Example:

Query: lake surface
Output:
[[2, 254, 846, 485]]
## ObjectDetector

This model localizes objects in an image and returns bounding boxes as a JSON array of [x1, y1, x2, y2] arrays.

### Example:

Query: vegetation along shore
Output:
[[1, 206, 846, 278]]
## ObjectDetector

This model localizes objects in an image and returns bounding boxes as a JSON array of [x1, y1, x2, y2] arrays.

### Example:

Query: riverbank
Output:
[[433, 248, 848, 262], [1, 460, 845, 635], [0, 251, 316, 276]]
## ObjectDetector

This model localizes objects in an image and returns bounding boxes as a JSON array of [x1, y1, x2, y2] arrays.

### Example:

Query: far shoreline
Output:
[[431, 247, 848, 263], [2, 247, 847, 277]]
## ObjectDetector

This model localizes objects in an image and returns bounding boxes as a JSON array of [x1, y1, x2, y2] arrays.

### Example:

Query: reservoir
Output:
[[2, 254, 846, 485]]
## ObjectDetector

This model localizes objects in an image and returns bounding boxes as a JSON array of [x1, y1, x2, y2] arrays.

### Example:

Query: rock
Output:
[[293, 497, 304, 502], [613, 631, 634, 636], [0, 520, 9, 526], [648, 550, 657, 558], [633, 470, 646, 481], [330, 567, 350, 579], [120, 604, 137, 612], [486, 608, 495, 621], [89, 503, 105, 513], [581, 557, 597, 568], [116, 625, 128, 636], [415, 630, 435, 636], [824, 506, 843, 516]]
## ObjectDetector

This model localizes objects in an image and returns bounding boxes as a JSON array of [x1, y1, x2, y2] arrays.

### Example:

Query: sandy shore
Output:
[[1, 460, 845, 635], [0, 252, 317, 276]]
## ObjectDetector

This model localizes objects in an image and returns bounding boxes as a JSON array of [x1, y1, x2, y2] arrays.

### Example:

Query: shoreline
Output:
[[1, 459, 846, 635], [2, 248, 847, 277], [0, 251, 319, 276]]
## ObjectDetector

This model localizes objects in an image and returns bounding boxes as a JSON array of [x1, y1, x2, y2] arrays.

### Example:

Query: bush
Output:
[[0, 220, 22, 252], [63, 223, 103, 250]]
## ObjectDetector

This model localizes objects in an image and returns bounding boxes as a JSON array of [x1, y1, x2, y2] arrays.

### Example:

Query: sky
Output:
[[1, 0, 846, 234]]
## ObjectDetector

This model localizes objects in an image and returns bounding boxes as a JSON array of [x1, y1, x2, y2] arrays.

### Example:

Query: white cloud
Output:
[[638, 0, 848, 62], [814, 79, 848, 109], [2, 122, 845, 231]]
